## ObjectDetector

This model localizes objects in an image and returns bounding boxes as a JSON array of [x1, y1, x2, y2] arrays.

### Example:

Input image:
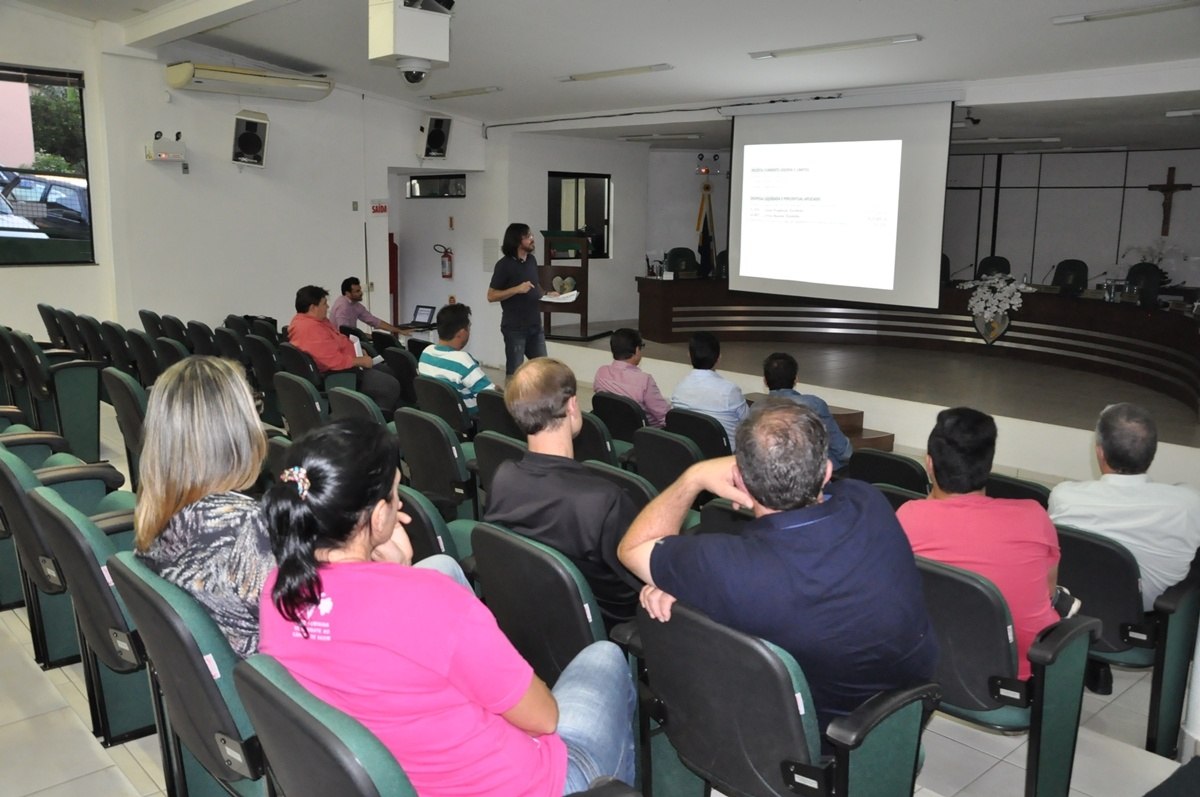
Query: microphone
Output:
[[949, 264, 975, 279], [1091, 270, 1108, 283], [1039, 264, 1056, 284]]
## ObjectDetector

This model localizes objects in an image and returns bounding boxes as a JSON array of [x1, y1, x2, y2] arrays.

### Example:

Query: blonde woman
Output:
[[134, 356, 271, 658]]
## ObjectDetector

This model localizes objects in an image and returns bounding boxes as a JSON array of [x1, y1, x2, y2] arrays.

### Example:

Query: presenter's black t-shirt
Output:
[[490, 254, 542, 329]]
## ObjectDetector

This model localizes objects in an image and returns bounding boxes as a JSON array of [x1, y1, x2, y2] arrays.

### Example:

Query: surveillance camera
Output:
[[396, 57, 431, 85]]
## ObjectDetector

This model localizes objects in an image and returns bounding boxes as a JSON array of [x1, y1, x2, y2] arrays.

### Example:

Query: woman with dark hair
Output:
[[259, 418, 635, 797]]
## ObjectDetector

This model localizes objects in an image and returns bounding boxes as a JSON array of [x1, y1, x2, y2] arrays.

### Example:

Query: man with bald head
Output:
[[484, 357, 640, 629]]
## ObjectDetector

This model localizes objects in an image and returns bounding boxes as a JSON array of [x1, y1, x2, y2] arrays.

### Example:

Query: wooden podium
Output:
[[539, 230, 606, 341]]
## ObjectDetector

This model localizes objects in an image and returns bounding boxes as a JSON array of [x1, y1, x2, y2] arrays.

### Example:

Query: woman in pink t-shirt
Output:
[[259, 418, 635, 797]]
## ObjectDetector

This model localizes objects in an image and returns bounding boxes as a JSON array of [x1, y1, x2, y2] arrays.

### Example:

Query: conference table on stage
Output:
[[636, 277, 1200, 414]]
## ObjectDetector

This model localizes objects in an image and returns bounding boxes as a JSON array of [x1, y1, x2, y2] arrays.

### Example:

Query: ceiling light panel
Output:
[[749, 34, 923, 60]]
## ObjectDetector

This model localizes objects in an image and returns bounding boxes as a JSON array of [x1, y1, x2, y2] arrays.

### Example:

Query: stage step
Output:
[[830, 406, 863, 436], [852, 429, 895, 452]]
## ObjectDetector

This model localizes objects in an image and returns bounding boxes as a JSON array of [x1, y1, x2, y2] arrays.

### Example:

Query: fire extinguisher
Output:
[[435, 244, 453, 279]]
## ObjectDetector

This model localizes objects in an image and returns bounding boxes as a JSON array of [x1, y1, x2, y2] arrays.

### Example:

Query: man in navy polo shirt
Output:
[[488, 222, 555, 376], [619, 398, 937, 736]]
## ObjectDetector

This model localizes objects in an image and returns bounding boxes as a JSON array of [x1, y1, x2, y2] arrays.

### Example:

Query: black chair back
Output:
[[214, 326, 251, 368], [55, 307, 88, 356], [76, 314, 111, 365], [250, 317, 279, 343], [393, 408, 474, 521], [591, 392, 646, 444], [278, 342, 323, 386], [976, 255, 1011, 279], [414, 375, 472, 440], [155, 336, 189, 370], [222, 314, 251, 337], [102, 367, 148, 491], [471, 522, 602, 686], [476, 389, 523, 439], [1127, 261, 1164, 308], [274, 372, 327, 440], [100, 321, 138, 377], [873, 483, 926, 511], [380, 347, 419, 407], [371, 330, 401, 352], [666, 408, 730, 459], [245, 334, 284, 426], [847, 450, 928, 495], [0, 325, 34, 419], [985, 473, 1050, 508], [695, 498, 755, 535], [473, 430, 527, 496], [1050, 259, 1088, 297], [395, 484, 459, 564], [1055, 525, 1145, 653], [138, 309, 164, 341], [160, 314, 191, 351], [634, 427, 702, 494], [186, 320, 217, 355], [575, 412, 618, 467], [407, 337, 432, 358], [37, 303, 68, 349], [583, 461, 658, 514], [125, 328, 161, 387]]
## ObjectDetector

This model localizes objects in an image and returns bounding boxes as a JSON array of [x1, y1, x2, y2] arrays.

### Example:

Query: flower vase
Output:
[[973, 313, 1010, 345]]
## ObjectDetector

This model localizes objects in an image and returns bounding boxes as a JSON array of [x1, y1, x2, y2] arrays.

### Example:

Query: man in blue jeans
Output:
[[488, 222, 557, 375]]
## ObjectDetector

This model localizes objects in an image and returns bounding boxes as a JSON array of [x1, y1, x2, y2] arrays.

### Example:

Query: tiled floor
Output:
[[0, 405, 1188, 797]]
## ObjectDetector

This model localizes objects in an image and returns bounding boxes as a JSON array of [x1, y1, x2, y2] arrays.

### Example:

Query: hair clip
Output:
[[280, 466, 311, 499]]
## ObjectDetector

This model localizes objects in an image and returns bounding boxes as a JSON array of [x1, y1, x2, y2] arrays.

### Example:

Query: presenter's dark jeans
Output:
[[502, 323, 546, 376]]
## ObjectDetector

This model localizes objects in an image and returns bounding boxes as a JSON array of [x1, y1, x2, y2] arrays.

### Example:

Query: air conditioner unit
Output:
[[165, 62, 334, 102]]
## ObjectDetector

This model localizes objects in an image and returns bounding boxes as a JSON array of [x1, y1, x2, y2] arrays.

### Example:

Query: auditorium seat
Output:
[[976, 255, 1011, 279], [1051, 259, 1089, 297]]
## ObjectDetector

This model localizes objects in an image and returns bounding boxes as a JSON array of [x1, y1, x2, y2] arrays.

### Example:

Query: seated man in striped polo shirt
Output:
[[417, 303, 495, 416]]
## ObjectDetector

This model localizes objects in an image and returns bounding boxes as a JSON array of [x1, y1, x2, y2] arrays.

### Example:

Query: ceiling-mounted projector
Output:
[[369, 1, 450, 75]]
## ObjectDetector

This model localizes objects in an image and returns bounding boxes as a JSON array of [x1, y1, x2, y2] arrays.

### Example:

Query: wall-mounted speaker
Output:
[[419, 115, 451, 159], [233, 110, 269, 168]]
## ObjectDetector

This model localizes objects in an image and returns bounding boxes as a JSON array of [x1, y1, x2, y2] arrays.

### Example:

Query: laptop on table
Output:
[[396, 304, 437, 332]]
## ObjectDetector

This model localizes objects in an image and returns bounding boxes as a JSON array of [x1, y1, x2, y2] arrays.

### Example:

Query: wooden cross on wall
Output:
[[1148, 167, 1193, 236]]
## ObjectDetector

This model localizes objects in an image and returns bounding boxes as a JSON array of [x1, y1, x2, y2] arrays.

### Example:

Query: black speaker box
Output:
[[419, 115, 451, 159], [233, 110, 269, 168]]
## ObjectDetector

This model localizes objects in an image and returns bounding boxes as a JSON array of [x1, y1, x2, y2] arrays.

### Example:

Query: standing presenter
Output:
[[488, 222, 556, 376]]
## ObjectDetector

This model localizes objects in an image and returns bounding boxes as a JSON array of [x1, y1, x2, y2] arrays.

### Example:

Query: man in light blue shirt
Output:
[[670, 332, 749, 450], [763, 352, 853, 471]]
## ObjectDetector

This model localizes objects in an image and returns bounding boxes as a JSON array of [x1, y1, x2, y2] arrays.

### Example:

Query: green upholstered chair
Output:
[[986, 473, 1051, 507], [472, 429, 526, 498], [108, 551, 267, 797], [590, 391, 642, 467], [665, 408, 731, 460], [0, 325, 37, 422], [872, 483, 927, 511], [75, 314, 113, 370], [274, 371, 328, 440], [1056, 525, 1200, 758], [379, 347, 419, 408], [243, 333, 284, 426], [159, 314, 191, 352], [234, 654, 418, 797], [125, 328, 162, 388], [0, 443, 133, 668], [54, 307, 89, 357], [395, 484, 471, 566], [917, 557, 1100, 797], [371, 329, 401, 352], [138, 308, 165, 342], [278, 341, 357, 393], [694, 497, 755, 535], [186, 320, 218, 356], [10, 329, 103, 462], [413, 374, 477, 456], [0, 431, 73, 610], [100, 320, 139, 380], [154, 336, 189, 370], [476, 388, 524, 440], [847, 450, 928, 495], [393, 407, 477, 522], [327, 385, 397, 436], [575, 412, 620, 468], [633, 428, 703, 495], [582, 460, 701, 532], [101, 367, 147, 492], [636, 602, 940, 797], [28, 488, 156, 745], [37, 302, 69, 349]]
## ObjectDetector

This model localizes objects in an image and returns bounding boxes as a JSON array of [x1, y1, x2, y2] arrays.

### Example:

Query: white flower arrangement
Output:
[[1122, 238, 1187, 265], [958, 273, 1035, 322]]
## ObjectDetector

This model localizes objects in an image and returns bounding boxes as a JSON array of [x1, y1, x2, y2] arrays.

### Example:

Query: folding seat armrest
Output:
[[48, 358, 105, 374], [1, 405, 25, 424], [90, 509, 136, 537], [1153, 576, 1200, 614], [608, 620, 642, 656], [1028, 616, 1101, 667], [34, 462, 126, 491], [0, 430, 70, 452], [825, 681, 941, 751]]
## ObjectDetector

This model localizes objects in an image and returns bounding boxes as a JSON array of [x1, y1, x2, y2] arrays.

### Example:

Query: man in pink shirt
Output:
[[329, 276, 404, 335], [288, 284, 400, 412], [593, 328, 669, 427], [897, 407, 1061, 680]]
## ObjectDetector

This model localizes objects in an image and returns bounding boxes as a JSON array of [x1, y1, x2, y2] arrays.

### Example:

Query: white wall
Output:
[[645, 150, 731, 265], [943, 149, 1200, 283]]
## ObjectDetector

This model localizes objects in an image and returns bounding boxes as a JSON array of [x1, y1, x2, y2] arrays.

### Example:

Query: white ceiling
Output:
[[19, 0, 1200, 151]]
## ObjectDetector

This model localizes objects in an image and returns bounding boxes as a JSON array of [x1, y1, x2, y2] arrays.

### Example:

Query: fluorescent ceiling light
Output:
[[617, 133, 702, 141], [954, 137, 1062, 144], [1015, 145, 1129, 153], [422, 85, 501, 100], [559, 63, 673, 82], [1051, 0, 1199, 24], [749, 34, 922, 60], [1165, 108, 1200, 117]]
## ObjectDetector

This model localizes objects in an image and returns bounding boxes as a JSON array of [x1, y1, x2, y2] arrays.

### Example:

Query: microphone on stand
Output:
[[949, 264, 975, 279], [1038, 263, 1057, 284]]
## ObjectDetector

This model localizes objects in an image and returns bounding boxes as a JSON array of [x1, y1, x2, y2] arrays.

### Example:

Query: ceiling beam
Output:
[[123, 0, 297, 48]]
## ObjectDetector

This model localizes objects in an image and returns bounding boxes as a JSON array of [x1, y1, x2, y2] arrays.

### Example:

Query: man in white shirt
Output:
[[669, 331, 749, 451], [1049, 402, 1200, 611]]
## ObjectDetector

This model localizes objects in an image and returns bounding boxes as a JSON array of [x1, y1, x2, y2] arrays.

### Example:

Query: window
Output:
[[0, 65, 93, 265], [406, 174, 466, 198], [547, 171, 610, 258]]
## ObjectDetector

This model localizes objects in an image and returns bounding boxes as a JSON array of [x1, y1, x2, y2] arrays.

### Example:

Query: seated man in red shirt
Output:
[[287, 285, 400, 412], [897, 407, 1061, 679]]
